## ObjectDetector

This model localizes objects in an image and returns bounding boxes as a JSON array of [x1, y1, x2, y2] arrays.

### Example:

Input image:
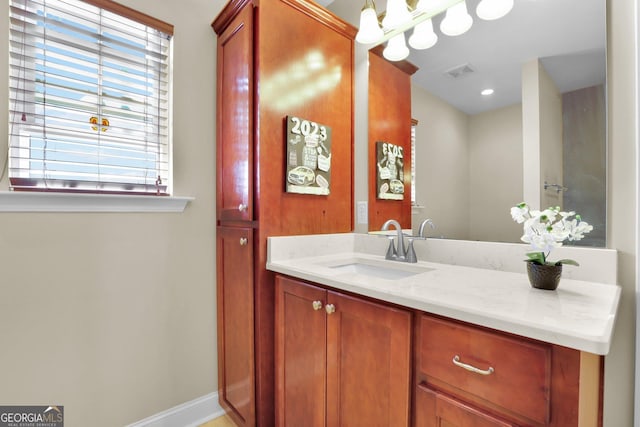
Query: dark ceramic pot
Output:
[[526, 261, 562, 290]]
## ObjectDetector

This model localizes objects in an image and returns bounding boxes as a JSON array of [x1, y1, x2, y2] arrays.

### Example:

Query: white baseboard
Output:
[[127, 392, 226, 427]]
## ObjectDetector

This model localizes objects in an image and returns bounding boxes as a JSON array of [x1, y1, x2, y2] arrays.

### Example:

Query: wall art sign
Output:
[[285, 116, 332, 195], [376, 141, 405, 200]]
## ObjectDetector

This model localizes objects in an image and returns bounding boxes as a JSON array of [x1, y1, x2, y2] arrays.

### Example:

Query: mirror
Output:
[[327, 0, 607, 247]]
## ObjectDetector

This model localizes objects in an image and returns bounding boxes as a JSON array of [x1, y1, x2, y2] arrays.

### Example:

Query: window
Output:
[[8, 0, 173, 195]]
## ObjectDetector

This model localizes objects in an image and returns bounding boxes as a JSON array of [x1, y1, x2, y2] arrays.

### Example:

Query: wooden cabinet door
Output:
[[217, 226, 255, 425], [216, 3, 253, 223], [275, 276, 327, 427], [415, 385, 518, 427], [326, 291, 412, 427], [367, 51, 415, 231]]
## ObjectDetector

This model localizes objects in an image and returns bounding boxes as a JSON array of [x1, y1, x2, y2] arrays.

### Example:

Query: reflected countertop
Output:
[[267, 233, 620, 355]]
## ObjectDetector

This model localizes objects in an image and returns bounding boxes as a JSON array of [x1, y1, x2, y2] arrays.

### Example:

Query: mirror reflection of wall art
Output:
[[376, 141, 405, 200], [285, 116, 332, 195]]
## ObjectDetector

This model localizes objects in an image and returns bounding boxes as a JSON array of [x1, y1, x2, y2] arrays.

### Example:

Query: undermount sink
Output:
[[327, 260, 433, 280]]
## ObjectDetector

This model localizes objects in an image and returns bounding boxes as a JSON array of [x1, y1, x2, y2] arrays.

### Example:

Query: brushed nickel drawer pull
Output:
[[325, 304, 336, 314], [312, 301, 323, 311], [239, 237, 248, 246], [452, 355, 494, 376], [238, 203, 248, 212]]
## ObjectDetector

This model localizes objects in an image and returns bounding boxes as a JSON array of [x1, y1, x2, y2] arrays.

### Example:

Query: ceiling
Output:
[[326, 0, 606, 115]]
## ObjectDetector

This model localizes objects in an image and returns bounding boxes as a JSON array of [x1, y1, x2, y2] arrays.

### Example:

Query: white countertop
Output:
[[267, 233, 621, 355]]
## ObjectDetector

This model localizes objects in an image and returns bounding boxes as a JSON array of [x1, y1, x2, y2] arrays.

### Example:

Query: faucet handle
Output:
[[384, 236, 397, 260], [405, 238, 418, 263]]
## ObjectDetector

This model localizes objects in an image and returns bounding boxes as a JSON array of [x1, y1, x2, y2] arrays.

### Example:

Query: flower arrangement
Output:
[[510, 202, 593, 266]]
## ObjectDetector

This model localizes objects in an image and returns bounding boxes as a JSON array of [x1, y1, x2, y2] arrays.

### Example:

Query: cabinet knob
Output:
[[325, 304, 336, 314], [238, 203, 248, 212], [312, 301, 323, 311], [239, 237, 248, 246]]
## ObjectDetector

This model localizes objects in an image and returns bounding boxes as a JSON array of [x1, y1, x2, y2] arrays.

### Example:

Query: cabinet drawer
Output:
[[416, 384, 518, 427], [417, 315, 551, 424]]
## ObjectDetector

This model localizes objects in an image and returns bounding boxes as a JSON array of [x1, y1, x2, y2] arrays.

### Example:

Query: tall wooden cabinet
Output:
[[212, 1, 356, 425], [216, 2, 253, 224], [216, 226, 254, 424], [275, 275, 412, 427], [368, 48, 417, 231]]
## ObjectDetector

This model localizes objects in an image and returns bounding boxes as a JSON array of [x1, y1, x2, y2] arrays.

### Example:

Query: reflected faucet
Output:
[[381, 219, 407, 261], [418, 218, 436, 238]]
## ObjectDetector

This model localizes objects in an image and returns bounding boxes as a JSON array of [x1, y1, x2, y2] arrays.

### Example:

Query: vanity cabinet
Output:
[[275, 275, 412, 427], [414, 314, 599, 427], [273, 275, 602, 427]]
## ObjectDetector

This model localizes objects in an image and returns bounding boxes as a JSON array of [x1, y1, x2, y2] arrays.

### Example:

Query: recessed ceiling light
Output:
[[481, 88, 494, 96]]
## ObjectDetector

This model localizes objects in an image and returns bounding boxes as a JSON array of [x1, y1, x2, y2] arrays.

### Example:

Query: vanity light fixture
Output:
[[476, 0, 514, 21], [481, 88, 495, 96], [354, 0, 513, 62]]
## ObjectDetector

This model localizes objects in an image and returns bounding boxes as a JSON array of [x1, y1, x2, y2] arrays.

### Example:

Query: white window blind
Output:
[[8, 0, 173, 195]]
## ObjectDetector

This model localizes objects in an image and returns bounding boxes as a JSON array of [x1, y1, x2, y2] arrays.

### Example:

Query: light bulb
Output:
[[382, 0, 412, 30], [476, 0, 514, 20], [356, 5, 384, 44], [383, 33, 410, 62], [408, 19, 438, 50], [440, 1, 473, 36]]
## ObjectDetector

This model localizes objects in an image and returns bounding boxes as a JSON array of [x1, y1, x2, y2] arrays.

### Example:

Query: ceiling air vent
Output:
[[444, 63, 475, 79]]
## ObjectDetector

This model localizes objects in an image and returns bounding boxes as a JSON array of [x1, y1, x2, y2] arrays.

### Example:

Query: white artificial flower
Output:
[[528, 232, 562, 253], [510, 205, 529, 223], [568, 220, 593, 241], [550, 220, 572, 241], [511, 202, 593, 264], [540, 208, 558, 223]]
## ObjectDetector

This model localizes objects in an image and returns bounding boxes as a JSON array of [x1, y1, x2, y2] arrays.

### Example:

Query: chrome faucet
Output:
[[380, 218, 436, 263], [418, 218, 436, 238], [381, 219, 408, 262]]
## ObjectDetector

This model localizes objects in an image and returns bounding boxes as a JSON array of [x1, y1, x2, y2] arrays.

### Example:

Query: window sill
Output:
[[0, 191, 194, 213]]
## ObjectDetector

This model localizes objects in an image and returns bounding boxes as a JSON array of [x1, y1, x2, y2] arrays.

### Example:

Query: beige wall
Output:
[[411, 86, 470, 240], [521, 59, 542, 208], [411, 89, 523, 243], [603, 0, 636, 425], [522, 58, 564, 210], [468, 104, 523, 243], [537, 62, 564, 210], [0, 0, 226, 425]]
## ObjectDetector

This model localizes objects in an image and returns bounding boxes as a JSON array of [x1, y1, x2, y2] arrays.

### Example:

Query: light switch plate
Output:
[[357, 201, 368, 225]]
